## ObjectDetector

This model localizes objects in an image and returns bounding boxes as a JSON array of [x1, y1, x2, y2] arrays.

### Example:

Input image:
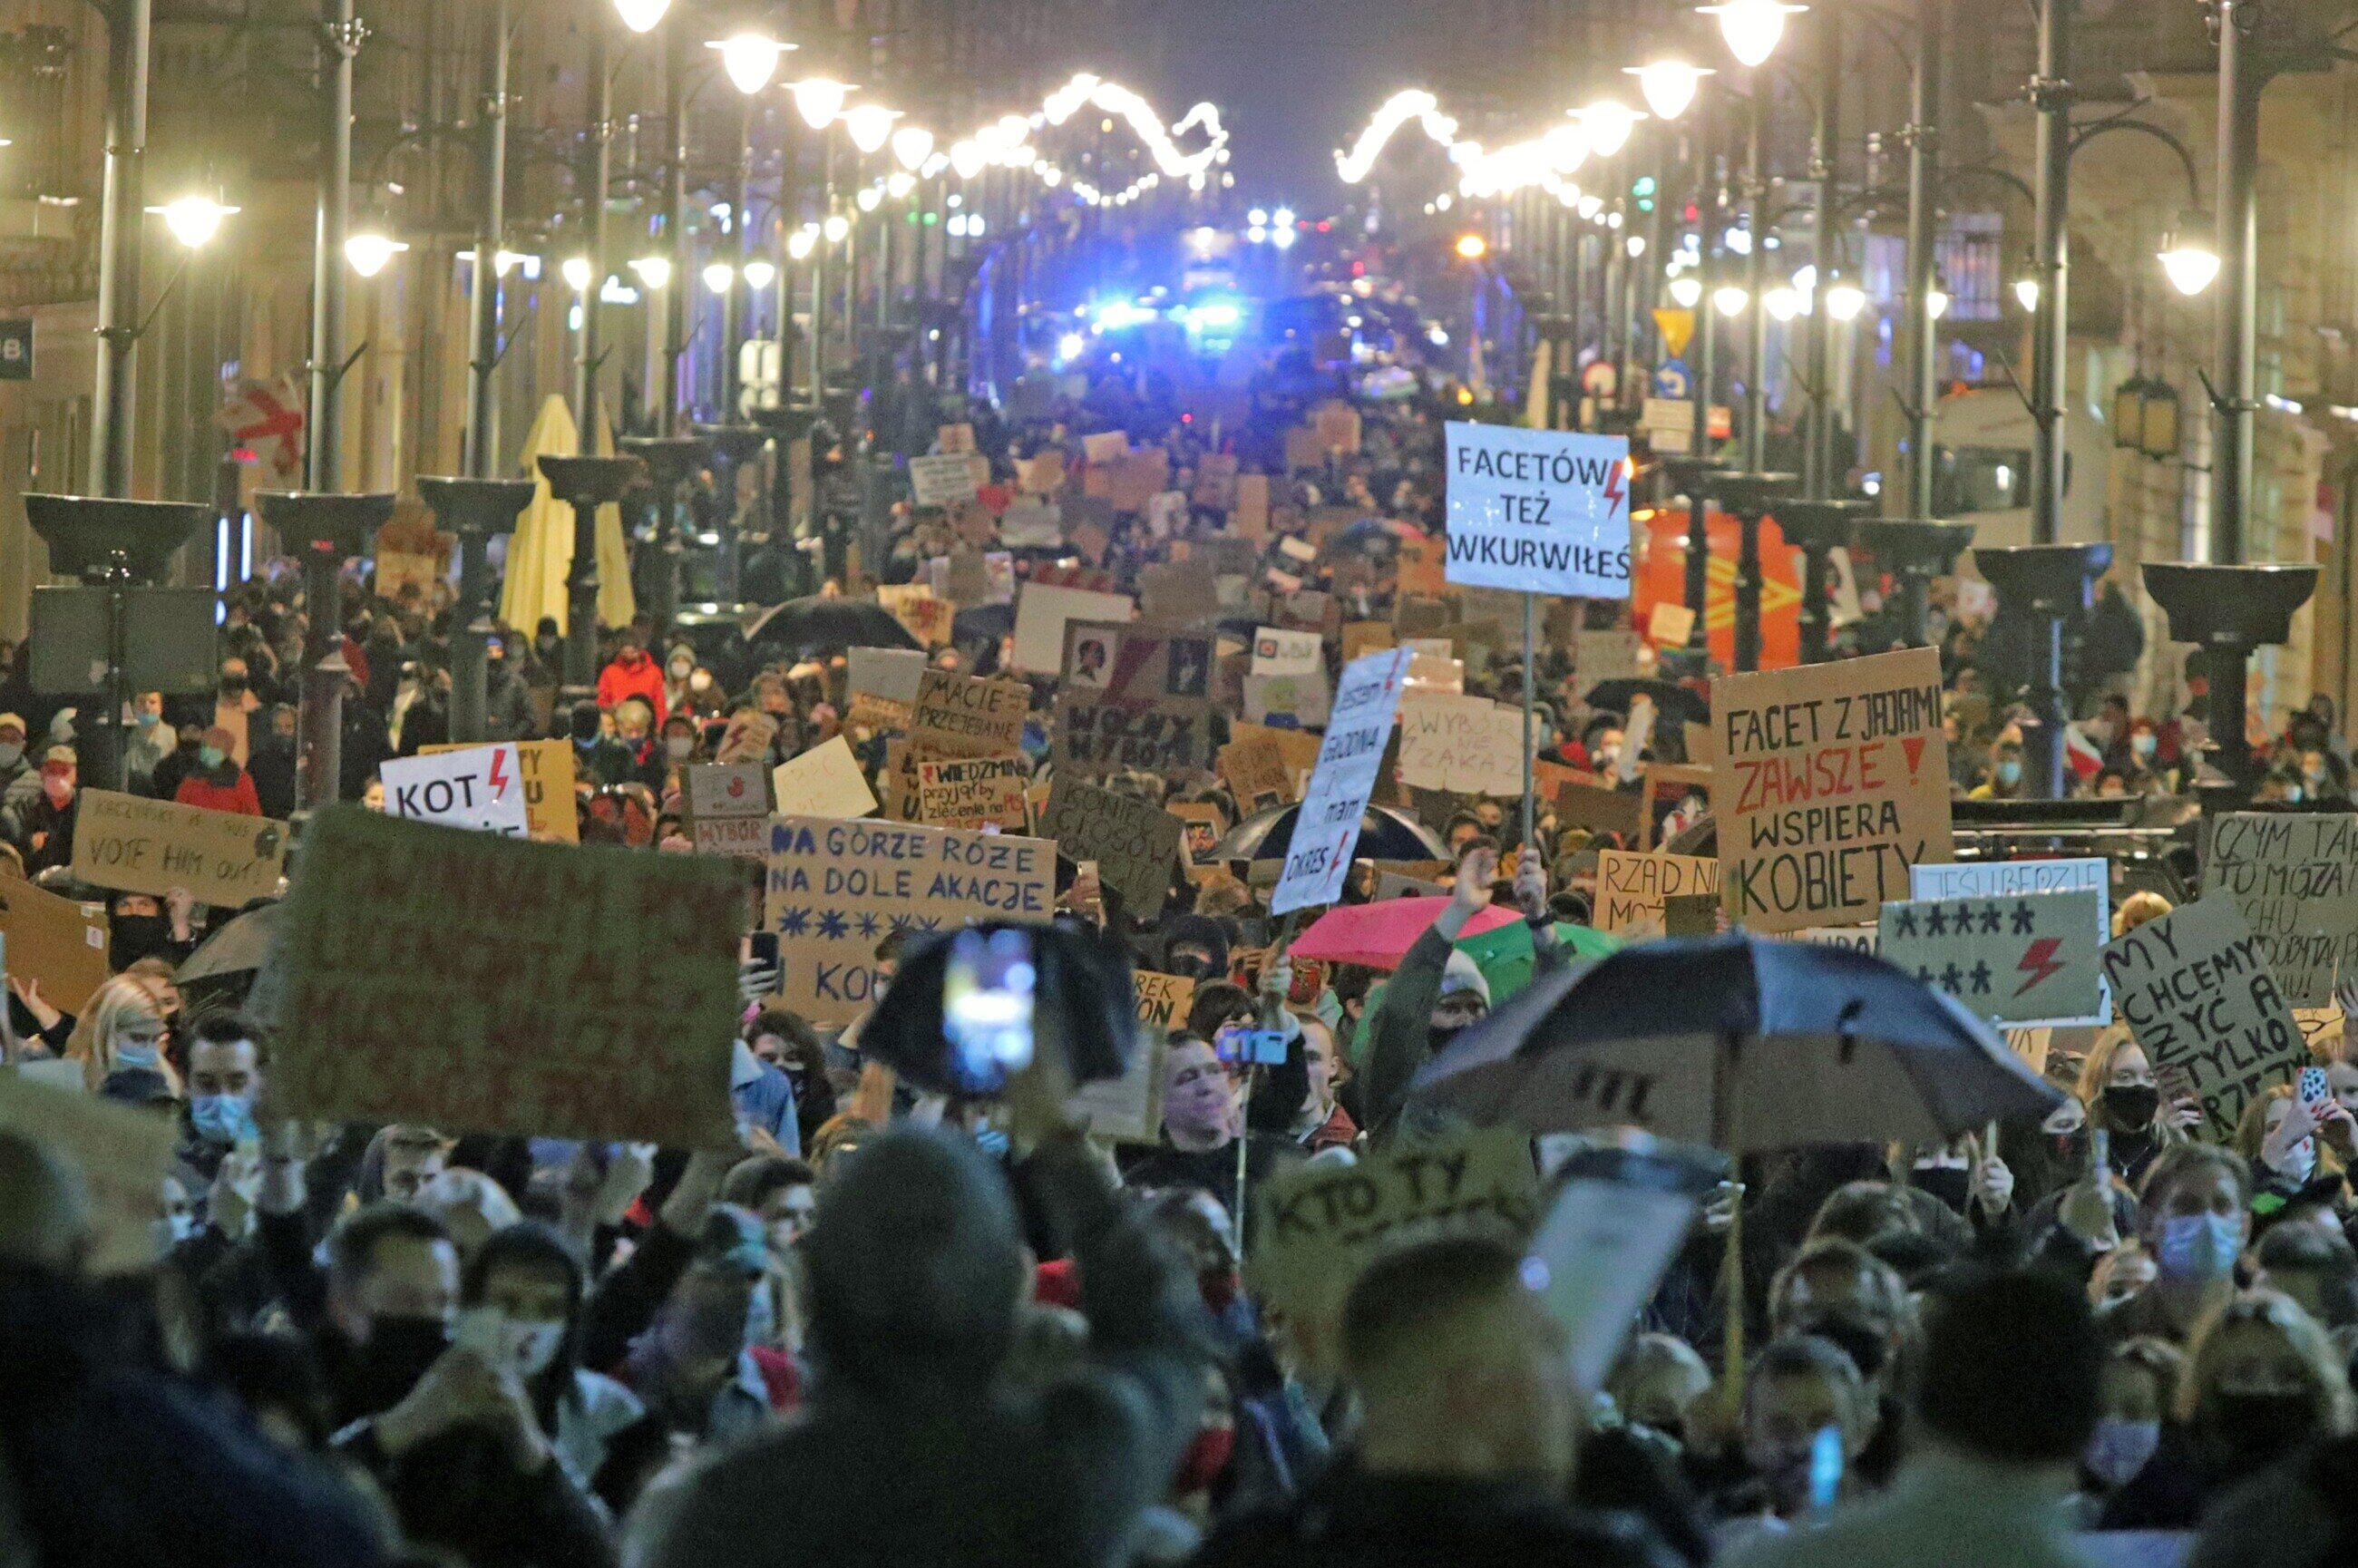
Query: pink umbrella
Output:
[[1287, 898, 1520, 971]]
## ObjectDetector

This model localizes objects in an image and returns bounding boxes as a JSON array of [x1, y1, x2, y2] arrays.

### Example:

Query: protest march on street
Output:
[[15, 4, 2358, 1567]]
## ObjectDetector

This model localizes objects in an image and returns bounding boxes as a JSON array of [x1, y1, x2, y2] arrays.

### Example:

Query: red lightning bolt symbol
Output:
[[2012, 937, 2066, 998], [1604, 458, 1628, 517], [487, 747, 512, 799]]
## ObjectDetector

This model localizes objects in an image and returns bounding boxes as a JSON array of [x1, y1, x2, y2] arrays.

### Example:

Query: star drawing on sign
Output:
[[1953, 903, 1977, 932], [2011, 902, 2035, 936], [1979, 906, 2003, 935], [1893, 907, 1919, 939], [855, 911, 881, 939], [1916, 966, 1937, 986], [1968, 959, 1993, 995], [778, 906, 812, 937], [1924, 905, 1948, 938], [817, 909, 850, 940], [1940, 962, 1964, 993]]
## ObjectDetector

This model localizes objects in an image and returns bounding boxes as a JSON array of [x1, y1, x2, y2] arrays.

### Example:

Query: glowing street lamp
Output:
[[822, 214, 850, 243], [709, 34, 792, 96], [2158, 214, 2221, 297], [1626, 60, 1713, 122], [786, 78, 856, 130], [150, 194, 237, 248], [1668, 274, 1705, 309], [1455, 233, 1488, 260], [345, 229, 407, 278], [891, 125, 935, 172], [1713, 284, 1750, 317], [787, 227, 817, 260], [703, 261, 736, 295], [842, 104, 901, 155], [1574, 101, 1644, 158], [743, 258, 776, 290], [612, 0, 669, 34], [1823, 273, 1866, 322], [629, 254, 672, 289], [1764, 285, 1802, 321], [1926, 284, 1951, 320], [1700, 0, 1808, 69]]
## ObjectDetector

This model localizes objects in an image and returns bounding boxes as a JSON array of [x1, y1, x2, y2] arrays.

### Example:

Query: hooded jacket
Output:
[[634, 1128, 1210, 1568]]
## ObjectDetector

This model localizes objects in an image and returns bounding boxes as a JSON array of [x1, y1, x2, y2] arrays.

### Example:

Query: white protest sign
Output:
[[847, 646, 928, 708], [1011, 582, 1134, 674], [2206, 813, 2358, 1008], [1243, 672, 1332, 729], [1879, 890, 2105, 1027], [1912, 856, 2110, 1025], [771, 735, 878, 821], [1252, 626, 1323, 677], [1272, 648, 1416, 915], [1443, 422, 1632, 599], [686, 762, 771, 860], [999, 495, 1063, 548], [909, 451, 982, 509], [381, 744, 529, 836], [1399, 694, 1523, 796]]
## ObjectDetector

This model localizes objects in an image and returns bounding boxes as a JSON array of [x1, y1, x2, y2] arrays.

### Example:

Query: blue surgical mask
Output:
[[2156, 1211, 2243, 1281], [2084, 1417, 2160, 1488], [1997, 759, 2023, 787], [199, 745, 226, 769], [189, 1093, 257, 1146], [972, 1126, 1012, 1160], [134, 710, 161, 728], [113, 1042, 161, 1070], [2132, 733, 2157, 760]]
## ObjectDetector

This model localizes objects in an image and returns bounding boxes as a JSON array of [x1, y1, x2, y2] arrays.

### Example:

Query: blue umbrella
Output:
[[1409, 931, 2061, 1151]]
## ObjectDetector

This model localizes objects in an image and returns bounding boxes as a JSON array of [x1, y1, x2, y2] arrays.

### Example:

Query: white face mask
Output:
[[499, 1315, 569, 1378], [666, 735, 696, 761]]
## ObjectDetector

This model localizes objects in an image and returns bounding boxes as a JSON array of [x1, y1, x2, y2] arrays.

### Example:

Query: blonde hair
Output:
[[2073, 1027, 2185, 1154], [64, 973, 171, 1095], [2179, 1289, 2357, 1435], [2232, 1083, 2344, 1177], [2113, 891, 2173, 938]]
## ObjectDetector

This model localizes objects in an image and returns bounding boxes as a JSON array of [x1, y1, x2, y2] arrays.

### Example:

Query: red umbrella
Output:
[[1287, 898, 1519, 970]]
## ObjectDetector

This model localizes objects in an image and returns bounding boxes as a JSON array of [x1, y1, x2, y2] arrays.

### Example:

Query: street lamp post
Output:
[[1803, 5, 1842, 500], [2208, 0, 2265, 566], [420, 477, 538, 744], [308, 0, 361, 492], [663, 17, 690, 430], [2027, 0, 2073, 544], [262, 491, 395, 812], [463, 0, 512, 478], [540, 455, 649, 708], [89, 0, 152, 498], [1901, 0, 1947, 521], [575, 8, 614, 443]]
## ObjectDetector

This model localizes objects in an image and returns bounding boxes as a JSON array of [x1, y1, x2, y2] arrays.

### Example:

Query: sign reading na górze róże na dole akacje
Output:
[[765, 815, 1056, 1025], [1272, 647, 1417, 916], [1443, 422, 1632, 599], [1713, 646, 1951, 932]]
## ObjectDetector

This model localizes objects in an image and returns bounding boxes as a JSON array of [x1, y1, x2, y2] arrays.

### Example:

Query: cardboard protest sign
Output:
[[1169, 802, 1228, 862], [1444, 422, 1633, 599], [1243, 672, 1332, 729], [936, 422, 976, 454], [1399, 694, 1524, 796], [1220, 735, 1294, 811], [421, 739, 577, 842], [1066, 1026, 1165, 1144], [1011, 582, 1134, 673], [1880, 891, 2104, 1027], [914, 754, 1030, 831], [0, 878, 110, 1015], [1138, 560, 1220, 628], [847, 646, 928, 708], [1312, 401, 1363, 454], [685, 762, 770, 859], [1133, 971, 1199, 1032], [1272, 648, 1416, 915], [765, 816, 1056, 1024], [878, 583, 954, 645], [910, 669, 1031, 758], [1911, 857, 2110, 1026], [1053, 621, 1214, 779], [1248, 1126, 1542, 1328], [714, 709, 779, 765], [70, 789, 287, 908], [1574, 628, 1642, 686], [1082, 431, 1129, 464], [909, 452, 983, 509], [382, 743, 531, 836], [1040, 780, 1184, 919], [1712, 646, 1950, 933], [2206, 813, 2358, 1007], [1018, 448, 1067, 494], [1649, 600, 1695, 648], [1233, 473, 1272, 541], [1252, 627, 1322, 677], [1283, 425, 1328, 473], [0, 1067, 177, 1273], [2100, 894, 2303, 1143], [1595, 850, 1721, 937], [266, 806, 742, 1146], [771, 736, 878, 821], [1784, 924, 1882, 956]]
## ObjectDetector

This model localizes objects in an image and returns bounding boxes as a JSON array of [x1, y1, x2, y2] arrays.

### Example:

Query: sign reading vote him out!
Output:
[[765, 815, 1056, 1025], [1713, 646, 1951, 932]]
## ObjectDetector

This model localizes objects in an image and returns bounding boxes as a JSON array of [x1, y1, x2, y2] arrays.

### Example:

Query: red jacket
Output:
[[175, 768, 262, 816], [598, 650, 668, 725]]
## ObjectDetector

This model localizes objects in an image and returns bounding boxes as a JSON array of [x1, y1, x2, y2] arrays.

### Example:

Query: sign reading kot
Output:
[[1443, 423, 1632, 599], [1713, 647, 1951, 931]]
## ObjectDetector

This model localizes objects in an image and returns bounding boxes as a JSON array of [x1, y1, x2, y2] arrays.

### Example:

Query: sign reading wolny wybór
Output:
[[1443, 423, 1632, 599]]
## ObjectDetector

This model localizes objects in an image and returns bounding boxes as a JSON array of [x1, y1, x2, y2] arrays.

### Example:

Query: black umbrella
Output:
[[1409, 930, 2061, 1150], [746, 595, 921, 656], [1210, 802, 1446, 863], [1319, 517, 1404, 561], [176, 901, 284, 987], [1581, 677, 1709, 727], [951, 601, 1016, 645]]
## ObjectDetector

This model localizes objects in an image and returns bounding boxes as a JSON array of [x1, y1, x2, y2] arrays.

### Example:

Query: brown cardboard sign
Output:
[[71, 790, 287, 908]]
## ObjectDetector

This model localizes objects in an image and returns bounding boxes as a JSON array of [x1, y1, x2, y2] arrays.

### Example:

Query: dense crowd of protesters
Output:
[[4, 345, 2357, 1568]]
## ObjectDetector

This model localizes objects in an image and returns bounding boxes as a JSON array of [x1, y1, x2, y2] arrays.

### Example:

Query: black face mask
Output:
[[351, 1314, 451, 1417], [2204, 1390, 2318, 1475], [219, 676, 248, 696], [1165, 951, 1213, 981], [2102, 1084, 2160, 1133], [1427, 1023, 1468, 1057], [1914, 1165, 1973, 1213], [109, 913, 171, 968]]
